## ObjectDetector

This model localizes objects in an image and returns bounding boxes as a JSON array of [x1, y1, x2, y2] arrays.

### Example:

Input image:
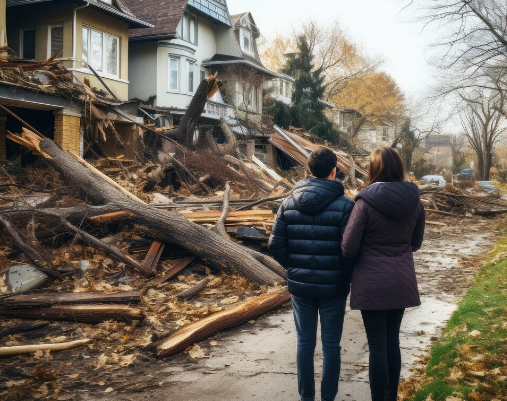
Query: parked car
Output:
[[419, 175, 446, 187], [476, 181, 500, 197], [460, 169, 474, 180]]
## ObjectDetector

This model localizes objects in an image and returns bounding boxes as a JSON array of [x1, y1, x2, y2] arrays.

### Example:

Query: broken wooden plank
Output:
[[251, 155, 283, 182], [142, 241, 165, 273], [0, 292, 140, 307], [0, 305, 144, 323], [180, 210, 274, 219], [140, 256, 197, 296], [155, 289, 290, 358], [426, 221, 448, 227], [0, 339, 91, 357]]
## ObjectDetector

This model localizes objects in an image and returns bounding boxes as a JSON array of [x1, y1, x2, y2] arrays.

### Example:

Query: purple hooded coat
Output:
[[341, 182, 425, 310]]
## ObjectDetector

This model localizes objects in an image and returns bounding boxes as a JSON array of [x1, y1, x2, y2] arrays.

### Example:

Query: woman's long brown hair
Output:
[[368, 147, 406, 185]]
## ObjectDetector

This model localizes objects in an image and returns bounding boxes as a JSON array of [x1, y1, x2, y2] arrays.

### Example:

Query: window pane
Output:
[[169, 58, 178, 90], [188, 62, 194, 92], [50, 26, 63, 56], [22, 29, 35, 59], [105, 34, 118, 76], [183, 14, 190, 41], [200, 69, 205, 81], [190, 15, 196, 44], [90, 30, 103, 71], [82, 27, 89, 63]]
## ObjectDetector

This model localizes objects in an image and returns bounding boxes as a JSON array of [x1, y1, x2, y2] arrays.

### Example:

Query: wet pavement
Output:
[[90, 218, 500, 401]]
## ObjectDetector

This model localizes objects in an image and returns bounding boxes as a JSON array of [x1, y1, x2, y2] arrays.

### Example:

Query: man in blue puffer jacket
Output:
[[269, 147, 354, 401]]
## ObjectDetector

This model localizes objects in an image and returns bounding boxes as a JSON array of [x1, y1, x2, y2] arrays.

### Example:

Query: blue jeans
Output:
[[292, 294, 347, 401]]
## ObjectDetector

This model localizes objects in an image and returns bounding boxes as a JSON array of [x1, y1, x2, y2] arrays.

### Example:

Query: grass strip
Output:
[[404, 235, 507, 401]]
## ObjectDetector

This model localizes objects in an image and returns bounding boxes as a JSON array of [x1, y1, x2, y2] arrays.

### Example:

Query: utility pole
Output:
[[0, 0, 8, 61]]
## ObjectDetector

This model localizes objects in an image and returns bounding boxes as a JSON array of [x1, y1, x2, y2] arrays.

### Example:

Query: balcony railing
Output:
[[206, 101, 228, 119]]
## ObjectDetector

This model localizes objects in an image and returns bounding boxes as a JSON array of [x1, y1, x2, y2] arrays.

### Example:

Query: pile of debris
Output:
[[0, 59, 374, 397], [420, 186, 507, 217]]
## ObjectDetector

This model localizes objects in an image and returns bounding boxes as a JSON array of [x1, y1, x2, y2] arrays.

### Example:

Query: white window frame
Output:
[[82, 25, 120, 79], [47, 23, 64, 58], [240, 28, 254, 56], [20, 28, 36, 59], [168, 56, 180, 92]]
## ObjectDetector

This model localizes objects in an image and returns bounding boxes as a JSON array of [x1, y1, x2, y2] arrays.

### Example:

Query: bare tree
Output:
[[450, 133, 468, 173], [418, 0, 507, 92], [459, 87, 507, 180]]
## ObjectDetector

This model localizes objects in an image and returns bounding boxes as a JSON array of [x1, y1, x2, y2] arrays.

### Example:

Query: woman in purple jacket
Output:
[[341, 147, 425, 401]]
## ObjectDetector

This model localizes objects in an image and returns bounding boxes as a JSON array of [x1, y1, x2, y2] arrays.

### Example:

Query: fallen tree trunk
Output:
[[0, 339, 92, 356], [0, 291, 140, 307], [0, 304, 144, 323], [155, 289, 290, 357], [6, 130, 284, 286], [175, 74, 219, 146]]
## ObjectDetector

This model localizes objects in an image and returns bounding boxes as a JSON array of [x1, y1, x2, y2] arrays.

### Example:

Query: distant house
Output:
[[124, 0, 236, 123], [328, 108, 397, 152], [264, 74, 294, 106], [423, 134, 452, 168], [7, 0, 152, 101]]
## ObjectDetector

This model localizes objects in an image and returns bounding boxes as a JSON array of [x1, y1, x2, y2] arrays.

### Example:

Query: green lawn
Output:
[[404, 235, 507, 401]]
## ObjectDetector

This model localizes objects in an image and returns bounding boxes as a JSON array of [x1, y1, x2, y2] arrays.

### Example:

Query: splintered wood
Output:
[[155, 289, 290, 358]]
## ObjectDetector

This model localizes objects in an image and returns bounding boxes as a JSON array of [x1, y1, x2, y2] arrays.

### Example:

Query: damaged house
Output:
[[1, 0, 152, 159], [125, 0, 235, 124]]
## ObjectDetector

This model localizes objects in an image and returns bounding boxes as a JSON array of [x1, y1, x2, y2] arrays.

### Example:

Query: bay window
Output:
[[169, 57, 179, 91], [187, 60, 195, 93], [82, 26, 119, 78]]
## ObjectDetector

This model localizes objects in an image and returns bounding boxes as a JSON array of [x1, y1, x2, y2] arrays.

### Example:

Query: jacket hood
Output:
[[292, 178, 345, 216], [356, 181, 420, 220]]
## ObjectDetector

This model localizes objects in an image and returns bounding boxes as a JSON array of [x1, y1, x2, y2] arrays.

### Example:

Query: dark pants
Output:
[[292, 294, 347, 401], [360, 309, 405, 401]]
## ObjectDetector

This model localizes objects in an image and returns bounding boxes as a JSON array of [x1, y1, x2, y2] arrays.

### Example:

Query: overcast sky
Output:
[[228, 0, 438, 103]]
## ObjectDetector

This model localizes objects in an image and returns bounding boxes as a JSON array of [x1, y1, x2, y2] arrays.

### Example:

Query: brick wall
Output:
[[0, 116, 6, 159], [54, 112, 81, 155]]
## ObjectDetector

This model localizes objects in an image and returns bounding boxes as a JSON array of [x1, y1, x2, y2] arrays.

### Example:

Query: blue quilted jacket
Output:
[[268, 178, 354, 298]]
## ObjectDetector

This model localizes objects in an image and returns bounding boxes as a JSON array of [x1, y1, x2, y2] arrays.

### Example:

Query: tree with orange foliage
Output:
[[332, 72, 406, 137]]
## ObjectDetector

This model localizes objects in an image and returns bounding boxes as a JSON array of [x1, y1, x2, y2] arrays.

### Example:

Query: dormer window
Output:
[[177, 10, 198, 45], [240, 28, 253, 55]]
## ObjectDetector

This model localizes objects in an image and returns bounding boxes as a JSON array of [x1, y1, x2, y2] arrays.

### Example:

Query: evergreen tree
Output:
[[283, 35, 327, 131]]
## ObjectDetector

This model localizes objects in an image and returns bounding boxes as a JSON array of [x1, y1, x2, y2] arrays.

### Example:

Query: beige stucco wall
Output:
[[7, 3, 130, 100], [129, 41, 158, 101]]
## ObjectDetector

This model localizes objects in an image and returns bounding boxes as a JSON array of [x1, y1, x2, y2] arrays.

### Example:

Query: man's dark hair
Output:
[[308, 147, 337, 178]]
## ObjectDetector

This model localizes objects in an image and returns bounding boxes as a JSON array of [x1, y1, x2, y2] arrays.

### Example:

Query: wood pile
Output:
[[420, 187, 507, 217]]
